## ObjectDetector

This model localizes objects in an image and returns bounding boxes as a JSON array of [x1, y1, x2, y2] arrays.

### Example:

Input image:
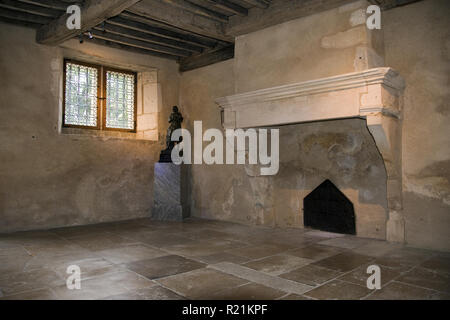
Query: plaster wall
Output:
[[233, 0, 384, 93], [0, 23, 179, 232], [181, 0, 450, 249], [384, 0, 450, 251], [180, 60, 388, 240]]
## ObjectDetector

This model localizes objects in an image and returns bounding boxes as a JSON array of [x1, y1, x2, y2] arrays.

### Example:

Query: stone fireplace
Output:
[[216, 67, 405, 243]]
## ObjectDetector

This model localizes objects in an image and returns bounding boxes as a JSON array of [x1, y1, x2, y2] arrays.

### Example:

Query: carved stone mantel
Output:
[[216, 67, 406, 243]]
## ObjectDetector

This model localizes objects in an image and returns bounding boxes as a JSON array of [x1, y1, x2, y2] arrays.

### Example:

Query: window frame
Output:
[[62, 59, 137, 133], [102, 66, 138, 133], [63, 59, 102, 130]]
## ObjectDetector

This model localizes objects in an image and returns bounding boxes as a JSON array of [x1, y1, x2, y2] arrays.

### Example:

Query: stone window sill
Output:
[[60, 127, 158, 142]]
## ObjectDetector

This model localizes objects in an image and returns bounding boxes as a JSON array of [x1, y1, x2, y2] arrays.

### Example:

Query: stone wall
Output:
[[0, 23, 179, 232], [234, 0, 384, 93], [384, 0, 450, 251], [180, 0, 450, 251], [180, 61, 388, 240]]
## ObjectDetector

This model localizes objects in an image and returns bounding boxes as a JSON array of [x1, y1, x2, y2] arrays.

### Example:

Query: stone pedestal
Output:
[[152, 163, 189, 221]]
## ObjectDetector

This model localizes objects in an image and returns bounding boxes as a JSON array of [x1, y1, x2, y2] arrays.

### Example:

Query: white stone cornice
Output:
[[216, 67, 404, 111]]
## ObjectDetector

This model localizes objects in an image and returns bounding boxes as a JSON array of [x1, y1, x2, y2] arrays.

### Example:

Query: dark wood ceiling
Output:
[[0, 0, 422, 71]]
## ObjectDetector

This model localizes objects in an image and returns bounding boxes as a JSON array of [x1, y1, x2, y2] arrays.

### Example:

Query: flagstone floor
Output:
[[0, 218, 449, 300]]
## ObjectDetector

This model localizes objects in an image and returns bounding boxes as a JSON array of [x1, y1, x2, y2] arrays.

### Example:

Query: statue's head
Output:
[[172, 106, 178, 113]]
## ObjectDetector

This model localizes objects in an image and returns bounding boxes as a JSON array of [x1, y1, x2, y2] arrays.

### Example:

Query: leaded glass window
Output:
[[63, 60, 137, 132], [64, 62, 99, 127], [105, 70, 136, 130]]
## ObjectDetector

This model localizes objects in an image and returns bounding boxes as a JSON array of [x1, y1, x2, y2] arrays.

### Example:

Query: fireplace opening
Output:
[[303, 179, 356, 235]]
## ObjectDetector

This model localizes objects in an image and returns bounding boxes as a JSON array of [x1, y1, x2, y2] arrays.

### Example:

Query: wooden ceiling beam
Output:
[[0, 0, 62, 16], [113, 14, 218, 48], [126, 0, 234, 43], [179, 44, 234, 72], [239, 0, 270, 9], [201, 0, 248, 16], [0, 15, 43, 28], [89, 28, 191, 57], [16, 0, 73, 11], [160, 0, 228, 23], [36, 0, 141, 45], [0, 7, 52, 24], [226, 0, 352, 37], [98, 22, 203, 53], [84, 37, 180, 60]]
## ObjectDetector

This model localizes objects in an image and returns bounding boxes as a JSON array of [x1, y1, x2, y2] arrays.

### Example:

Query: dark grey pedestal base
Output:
[[152, 163, 189, 221]]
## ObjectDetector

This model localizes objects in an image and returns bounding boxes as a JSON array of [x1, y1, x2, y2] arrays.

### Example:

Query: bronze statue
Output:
[[165, 106, 183, 150], [159, 106, 183, 162]]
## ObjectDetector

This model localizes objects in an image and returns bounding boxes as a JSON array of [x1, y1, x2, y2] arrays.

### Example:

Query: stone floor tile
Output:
[[338, 264, 401, 288], [303, 230, 347, 239], [209, 262, 313, 295], [379, 247, 434, 267], [97, 244, 167, 264], [0, 268, 64, 296], [304, 280, 371, 300], [312, 252, 375, 272], [288, 244, 344, 261], [0, 247, 33, 274], [318, 236, 372, 249], [179, 229, 236, 241], [51, 270, 155, 300], [243, 254, 313, 276], [208, 283, 286, 300], [132, 231, 194, 248], [52, 257, 124, 280], [280, 264, 343, 286], [226, 244, 291, 260], [366, 281, 450, 300], [279, 293, 314, 300], [102, 286, 185, 300], [125, 255, 205, 279], [396, 267, 450, 293], [162, 239, 246, 257], [352, 240, 401, 257], [156, 268, 248, 299], [0, 288, 57, 300], [420, 255, 450, 274], [69, 232, 139, 251], [194, 252, 251, 265]]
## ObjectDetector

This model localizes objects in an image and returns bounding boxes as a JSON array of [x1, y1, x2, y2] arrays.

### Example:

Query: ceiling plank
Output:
[[126, 0, 234, 43], [369, 0, 423, 10], [84, 37, 180, 60], [98, 22, 203, 53], [201, 0, 248, 16], [227, 0, 352, 37], [160, 0, 228, 23], [113, 14, 217, 48], [36, 0, 141, 45], [239, 0, 270, 9], [17, 0, 79, 11], [179, 44, 234, 72], [0, 0, 62, 16], [89, 29, 191, 57], [0, 15, 43, 28], [0, 7, 53, 24]]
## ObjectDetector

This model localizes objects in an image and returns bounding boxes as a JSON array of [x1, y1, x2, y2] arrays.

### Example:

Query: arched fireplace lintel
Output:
[[216, 67, 406, 243]]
